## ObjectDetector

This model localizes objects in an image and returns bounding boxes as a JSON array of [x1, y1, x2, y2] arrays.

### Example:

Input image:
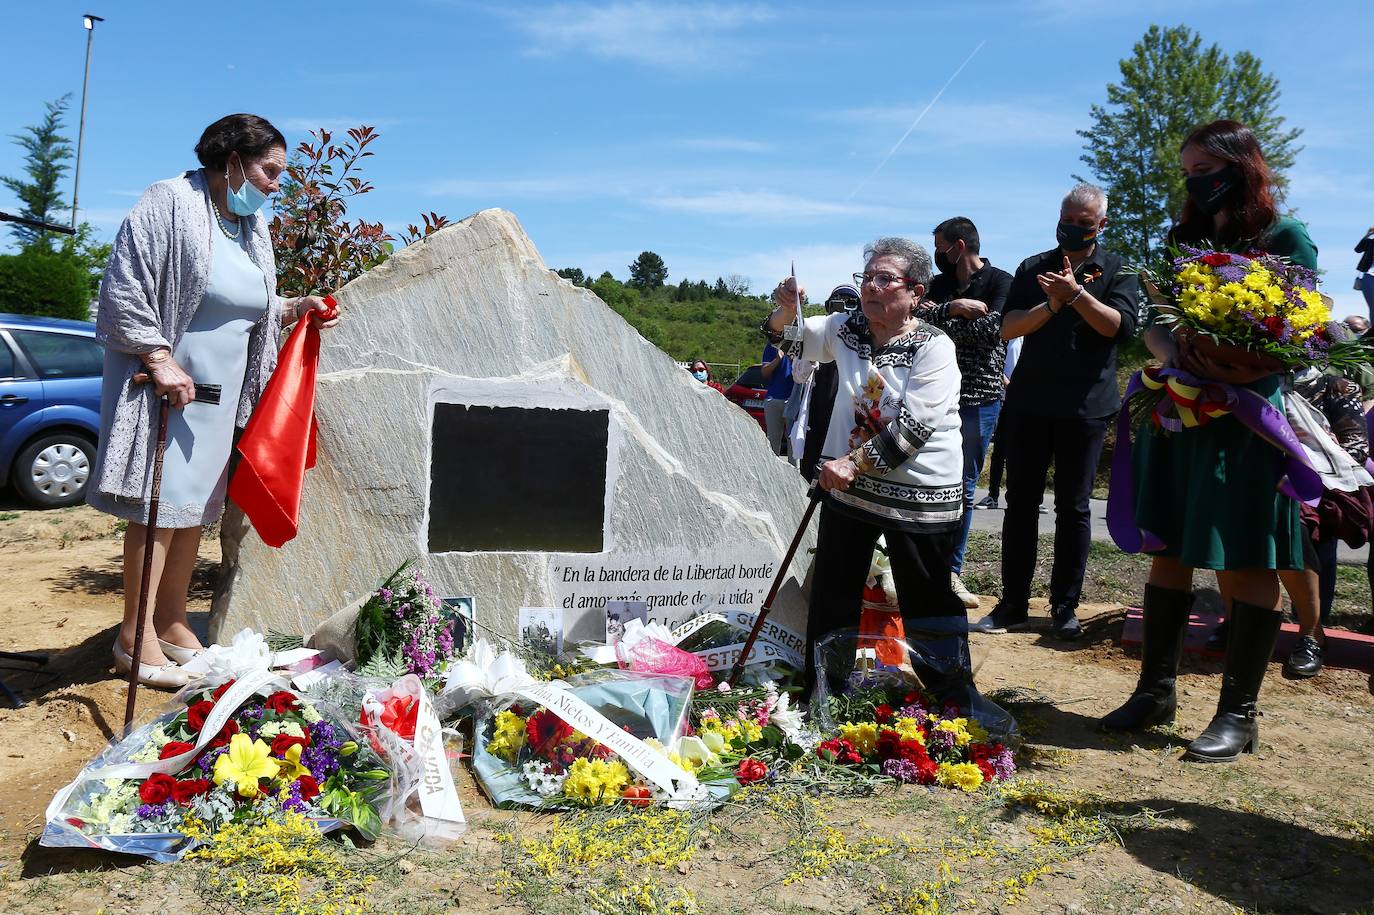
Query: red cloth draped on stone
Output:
[[228, 296, 336, 547]]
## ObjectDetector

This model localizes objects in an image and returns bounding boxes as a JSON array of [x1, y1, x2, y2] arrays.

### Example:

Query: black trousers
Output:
[[986, 411, 1007, 500], [805, 503, 966, 687], [999, 408, 1109, 611]]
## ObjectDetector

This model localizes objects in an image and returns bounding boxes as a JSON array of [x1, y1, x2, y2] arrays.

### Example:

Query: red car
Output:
[[723, 363, 768, 431]]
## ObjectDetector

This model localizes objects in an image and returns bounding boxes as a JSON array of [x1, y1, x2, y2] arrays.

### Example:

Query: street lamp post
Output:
[[71, 13, 104, 229]]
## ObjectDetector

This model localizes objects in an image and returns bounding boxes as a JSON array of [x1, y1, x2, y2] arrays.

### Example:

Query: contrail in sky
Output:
[[846, 40, 987, 201]]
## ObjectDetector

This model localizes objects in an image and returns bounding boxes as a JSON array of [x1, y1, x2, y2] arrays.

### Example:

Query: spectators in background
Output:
[[688, 359, 724, 393], [1357, 226, 1374, 316], [917, 216, 1013, 610], [761, 338, 794, 457]]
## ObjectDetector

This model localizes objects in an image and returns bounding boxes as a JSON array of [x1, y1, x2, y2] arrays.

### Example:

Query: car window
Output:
[[735, 365, 765, 388], [12, 330, 103, 379], [0, 339, 15, 379]]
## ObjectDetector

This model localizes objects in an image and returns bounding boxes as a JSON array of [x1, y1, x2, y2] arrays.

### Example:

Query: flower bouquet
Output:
[[812, 684, 1015, 791], [681, 681, 806, 787], [42, 671, 390, 861], [471, 669, 724, 809], [354, 560, 456, 679], [1142, 245, 1363, 372]]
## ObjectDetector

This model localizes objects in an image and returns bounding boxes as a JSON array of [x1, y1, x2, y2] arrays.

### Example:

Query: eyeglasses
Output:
[[853, 271, 911, 291]]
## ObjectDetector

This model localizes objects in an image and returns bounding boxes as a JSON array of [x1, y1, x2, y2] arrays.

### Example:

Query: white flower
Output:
[[715, 681, 732, 693], [301, 704, 322, 724], [700, 730, 727, 755], [279, 721, 305, 738], [769, 692, 805, 740], [675, 736, 720, 770], [258, 721, 283, 739]]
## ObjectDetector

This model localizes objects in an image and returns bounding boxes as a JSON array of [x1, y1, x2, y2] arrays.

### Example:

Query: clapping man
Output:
[[917, 218, 1012, 609], [975, 184, 1139, 639]]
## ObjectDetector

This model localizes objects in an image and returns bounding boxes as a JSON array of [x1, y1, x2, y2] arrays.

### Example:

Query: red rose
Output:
[[206, 720, 240, 750], [736, 758, 769, 785], [211, 679, 237, 701], [172, 778, 211, 805], [975, 759, 995, 782], [1201, 253, 1231, 267], [138, 773, 177, 805], [296, 775, 321, 801], [159, 741, 195, 760], [873, 704, 895, 724], [875, 729, 902, 761], [186, 700, 215, 733], [263, 691, 300, 714], [1263, 316, 1285, 338], [271, 733, 310, 757]]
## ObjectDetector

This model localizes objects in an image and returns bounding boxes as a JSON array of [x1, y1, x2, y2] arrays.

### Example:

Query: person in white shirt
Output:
[[764, 238, 972, 701]]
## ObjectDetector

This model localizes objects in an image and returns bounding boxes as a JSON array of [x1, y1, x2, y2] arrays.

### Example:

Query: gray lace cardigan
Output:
[[89, 169, 284, 509]]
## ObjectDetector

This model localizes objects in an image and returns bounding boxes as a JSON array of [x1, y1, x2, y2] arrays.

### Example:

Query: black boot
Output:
[[1100, 584, 1192, 731], [1184, 600, 1283, 763]]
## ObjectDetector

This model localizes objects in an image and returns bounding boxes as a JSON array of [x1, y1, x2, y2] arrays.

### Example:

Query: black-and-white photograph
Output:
[[518, 607, 563, 656]]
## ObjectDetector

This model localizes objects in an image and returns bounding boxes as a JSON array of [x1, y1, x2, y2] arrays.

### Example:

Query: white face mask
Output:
[[226, 156, 269, 216]]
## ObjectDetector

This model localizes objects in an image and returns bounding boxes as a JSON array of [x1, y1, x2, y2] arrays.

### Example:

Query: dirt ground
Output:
[[1, 505, 1373, 914]]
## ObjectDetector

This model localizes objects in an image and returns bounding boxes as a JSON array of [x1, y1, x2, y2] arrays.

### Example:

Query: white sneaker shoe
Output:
[[951, 573, 980, 610], [112, 643, 193, 689], [157, 638, 205, 665]]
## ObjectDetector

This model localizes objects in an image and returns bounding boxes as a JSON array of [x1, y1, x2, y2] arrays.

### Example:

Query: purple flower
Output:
[[898, 703, 927, 722], [992, 747, 1016, 781], [928, 728, 957, 754], [282, 780, 308, 813], [881, 758, 922, 784], [1214, 264, 1247, 284], [379, 588, 393, 602], [137, 803, 169, 819], [303, 743, 341, 780]]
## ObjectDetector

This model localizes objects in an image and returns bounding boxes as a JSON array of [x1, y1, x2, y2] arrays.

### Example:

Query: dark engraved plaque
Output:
[[428, 403, 609, 552]]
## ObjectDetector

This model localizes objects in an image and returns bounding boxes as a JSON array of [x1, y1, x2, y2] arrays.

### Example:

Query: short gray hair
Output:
[[1062, 182, 1108, 217], [863, 236, 932, 288]]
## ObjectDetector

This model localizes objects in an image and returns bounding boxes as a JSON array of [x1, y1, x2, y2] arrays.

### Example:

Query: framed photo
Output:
[[440, 596, 476, 652], [604, 599, 649, 642], [518, 607, 564, 656]]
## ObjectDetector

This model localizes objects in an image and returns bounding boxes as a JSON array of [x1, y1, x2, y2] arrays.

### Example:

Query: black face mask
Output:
[[1056, 221, 1099, 252], [933, 245, 958, 275], [1185, 165, 1242, 215]]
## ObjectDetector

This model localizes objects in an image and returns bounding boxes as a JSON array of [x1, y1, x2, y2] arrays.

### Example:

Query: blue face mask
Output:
[[692, 371, 708, 382], [226, 157, 269, 216]]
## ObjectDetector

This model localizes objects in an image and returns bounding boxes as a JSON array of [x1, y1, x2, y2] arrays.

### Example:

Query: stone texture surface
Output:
[[211, 209, 815, 643]]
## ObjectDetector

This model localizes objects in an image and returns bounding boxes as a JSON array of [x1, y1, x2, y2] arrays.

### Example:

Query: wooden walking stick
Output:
[[726, 483, 822, 687], [123, 380, 171, 732]]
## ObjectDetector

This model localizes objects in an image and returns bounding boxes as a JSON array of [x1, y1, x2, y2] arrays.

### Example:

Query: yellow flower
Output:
[[893, 717, 926, 744], [561, 758, 630, 805], [276, 743, 312, 783], [487, 710, 527, 763], [838, 722, 879, 757], [936, 762, 984, 793], [966, 718, 988, 743], [700, 729, 728, 756], [213, 733, 280, 798], [738, 719, 763, 744], [934, 718, 972, 747]]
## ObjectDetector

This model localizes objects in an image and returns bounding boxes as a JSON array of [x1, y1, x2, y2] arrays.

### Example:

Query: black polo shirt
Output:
[[1001, 246, 1139, 419]]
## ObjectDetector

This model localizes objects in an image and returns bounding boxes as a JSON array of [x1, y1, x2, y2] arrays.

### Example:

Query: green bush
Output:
[[0, 248, 91, 320]]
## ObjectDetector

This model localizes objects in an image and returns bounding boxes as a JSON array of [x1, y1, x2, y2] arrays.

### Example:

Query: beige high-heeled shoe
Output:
[[112, 642, 193, 689], [157, 638, 205, 665]]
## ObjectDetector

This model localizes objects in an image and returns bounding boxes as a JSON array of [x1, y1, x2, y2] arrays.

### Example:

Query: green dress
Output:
[[1131, 217, 1318, 571]]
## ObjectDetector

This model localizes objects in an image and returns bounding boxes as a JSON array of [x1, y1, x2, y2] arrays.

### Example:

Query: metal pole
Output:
[[72, 14, 103, 228]]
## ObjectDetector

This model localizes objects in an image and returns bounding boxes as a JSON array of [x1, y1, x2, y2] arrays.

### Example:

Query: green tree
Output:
[[0, 248, 90, 319], [1076, 25, 1302, 268], [1, 95, 75, 249], [627, 251, 667, 290], [556, 266, 586, 285], [56, 222, 113, 299]]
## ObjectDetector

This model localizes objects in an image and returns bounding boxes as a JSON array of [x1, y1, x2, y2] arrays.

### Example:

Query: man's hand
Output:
[[819, 456, 859, 492], [1036, 255, 1080, 306], [947, 298, 989, 319]]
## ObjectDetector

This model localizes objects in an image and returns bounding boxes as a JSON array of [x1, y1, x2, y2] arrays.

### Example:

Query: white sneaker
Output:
[[951, 573, 980, 610], [157, 638, 206, 665]]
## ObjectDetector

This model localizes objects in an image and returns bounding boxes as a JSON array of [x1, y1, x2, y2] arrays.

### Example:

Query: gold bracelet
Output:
[[143, 349, 171, 366]]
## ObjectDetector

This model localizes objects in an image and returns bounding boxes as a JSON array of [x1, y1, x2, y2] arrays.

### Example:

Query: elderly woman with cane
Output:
[[763, 238, 970, 702], [89, 114, 338, 688]]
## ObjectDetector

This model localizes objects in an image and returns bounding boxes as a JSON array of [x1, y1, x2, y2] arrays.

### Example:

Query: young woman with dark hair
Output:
[[1101, 119, 1321, 762]]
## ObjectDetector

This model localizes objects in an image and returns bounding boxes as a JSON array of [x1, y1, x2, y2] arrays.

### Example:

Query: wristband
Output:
[[1064, 286, 1085, 308], [143, 349, 171, 366]]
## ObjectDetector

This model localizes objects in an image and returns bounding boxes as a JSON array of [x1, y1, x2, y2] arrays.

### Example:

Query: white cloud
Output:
[[662, 242, 864, 299], [508, 2, 775, 69], [645, 190, 880, 222]]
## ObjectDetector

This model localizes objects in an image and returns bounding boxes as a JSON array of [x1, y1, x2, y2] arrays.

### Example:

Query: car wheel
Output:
[[12, 433, 95, 508]]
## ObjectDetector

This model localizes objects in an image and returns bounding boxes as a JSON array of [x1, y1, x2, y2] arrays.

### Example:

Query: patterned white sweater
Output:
[[784, 310, 963, 532]]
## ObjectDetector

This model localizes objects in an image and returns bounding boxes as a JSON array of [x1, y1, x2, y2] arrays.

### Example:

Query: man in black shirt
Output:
[[917, 217, 1012, 609], [973, 184, 1139, 639]]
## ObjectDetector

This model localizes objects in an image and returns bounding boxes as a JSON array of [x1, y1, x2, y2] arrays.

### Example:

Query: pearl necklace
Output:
[[211, 196, 241, 241]]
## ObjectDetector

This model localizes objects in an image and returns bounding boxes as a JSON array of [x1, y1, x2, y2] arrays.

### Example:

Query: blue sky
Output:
[[2, 0, 1371, 316]]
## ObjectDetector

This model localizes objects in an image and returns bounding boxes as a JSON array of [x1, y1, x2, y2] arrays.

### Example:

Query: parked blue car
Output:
[[0, 313, 103, 508]]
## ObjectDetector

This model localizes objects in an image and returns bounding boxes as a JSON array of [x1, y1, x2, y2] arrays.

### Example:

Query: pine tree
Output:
[[1, 95, 75, 249], [627, 251, 667, 290], [1076, 25, 1302, 268]]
